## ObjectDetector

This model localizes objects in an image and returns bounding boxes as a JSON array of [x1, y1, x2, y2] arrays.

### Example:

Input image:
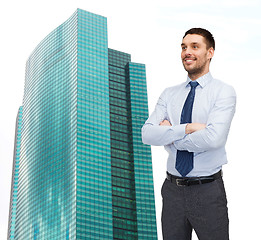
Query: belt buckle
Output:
[[176, 179, 185, 186]]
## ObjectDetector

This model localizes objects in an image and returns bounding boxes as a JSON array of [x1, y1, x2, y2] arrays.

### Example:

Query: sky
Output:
[[1, 0, 261, 239]]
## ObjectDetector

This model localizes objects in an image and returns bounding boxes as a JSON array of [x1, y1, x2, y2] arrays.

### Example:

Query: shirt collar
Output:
[[185, 72, 213, 88]]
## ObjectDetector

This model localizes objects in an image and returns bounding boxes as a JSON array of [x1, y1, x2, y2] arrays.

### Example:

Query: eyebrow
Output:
[[181, 42, 200, 46], [181, 42, 200, 47]]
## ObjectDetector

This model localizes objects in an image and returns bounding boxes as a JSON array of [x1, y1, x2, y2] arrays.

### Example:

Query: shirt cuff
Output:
[[171, 123, 187, 141]]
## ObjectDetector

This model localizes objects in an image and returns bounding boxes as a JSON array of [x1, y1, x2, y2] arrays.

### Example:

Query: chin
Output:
[[184, 66, 195, 74]]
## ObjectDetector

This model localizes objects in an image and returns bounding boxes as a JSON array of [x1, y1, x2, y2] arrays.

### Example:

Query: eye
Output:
[[193, 45, 198, 49], [182, 46, 187, 50]]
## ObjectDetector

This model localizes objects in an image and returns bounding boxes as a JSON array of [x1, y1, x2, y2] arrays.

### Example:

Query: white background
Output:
[[1, 0, 261, 239]]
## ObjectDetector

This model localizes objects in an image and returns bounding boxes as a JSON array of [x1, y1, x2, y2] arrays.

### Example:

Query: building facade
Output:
[[8, 106, 23, 239], [8, 9, 157, 239]]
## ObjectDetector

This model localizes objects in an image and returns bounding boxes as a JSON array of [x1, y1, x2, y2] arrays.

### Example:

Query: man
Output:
[[142, 28, 236, 240]]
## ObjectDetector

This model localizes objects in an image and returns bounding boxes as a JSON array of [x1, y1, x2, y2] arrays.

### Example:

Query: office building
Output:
[[8, 9, 157, 239]]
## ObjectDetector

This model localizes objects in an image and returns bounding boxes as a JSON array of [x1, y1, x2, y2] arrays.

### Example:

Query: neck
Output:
[[188, 70, 209, 81]]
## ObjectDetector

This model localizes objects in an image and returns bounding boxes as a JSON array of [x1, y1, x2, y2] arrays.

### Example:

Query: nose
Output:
[[185, 52, 192, 58], [182, 51, 192, 60], [184, 47, 192, 55], [181, 47, 192, 58]]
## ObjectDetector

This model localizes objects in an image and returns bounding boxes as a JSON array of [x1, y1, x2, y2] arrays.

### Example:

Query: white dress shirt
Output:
[[142, 72, 236, 177]]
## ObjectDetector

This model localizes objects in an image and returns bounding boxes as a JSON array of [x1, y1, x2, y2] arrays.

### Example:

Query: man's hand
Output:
[[185, 123, 206, 134], [160, 120, 172, 126], [159, 120, 206, 134]]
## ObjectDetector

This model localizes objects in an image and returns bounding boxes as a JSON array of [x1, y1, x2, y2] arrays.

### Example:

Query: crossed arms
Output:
[[142, 85, 236, 153], [160, 120, 206, 134]]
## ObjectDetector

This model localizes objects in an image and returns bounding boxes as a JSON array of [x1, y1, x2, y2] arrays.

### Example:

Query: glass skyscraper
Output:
[[8, 8, 157, 239]]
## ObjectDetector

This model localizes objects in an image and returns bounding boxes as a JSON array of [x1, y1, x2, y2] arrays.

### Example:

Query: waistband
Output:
[[166, 170, 222, 186]]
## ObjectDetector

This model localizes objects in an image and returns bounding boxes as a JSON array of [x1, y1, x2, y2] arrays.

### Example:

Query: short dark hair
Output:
[[183, 28, 215, 50]]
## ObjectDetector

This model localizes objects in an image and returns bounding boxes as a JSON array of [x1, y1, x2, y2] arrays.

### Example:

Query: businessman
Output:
[[142, 28, 236, 240]]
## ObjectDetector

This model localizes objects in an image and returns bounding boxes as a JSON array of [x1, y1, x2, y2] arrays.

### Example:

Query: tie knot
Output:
[[189, 81, 199, 89]]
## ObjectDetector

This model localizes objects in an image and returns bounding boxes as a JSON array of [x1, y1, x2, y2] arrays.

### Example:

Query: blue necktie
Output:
[[175, 81, 199, 177]]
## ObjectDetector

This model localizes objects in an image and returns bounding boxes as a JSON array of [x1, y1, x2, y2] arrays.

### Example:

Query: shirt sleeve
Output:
[[174, 85, 236, 152], [141, 88, 187, 146]]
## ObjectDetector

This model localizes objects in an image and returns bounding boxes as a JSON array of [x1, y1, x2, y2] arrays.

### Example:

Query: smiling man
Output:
[[142, 28, 236, 240]]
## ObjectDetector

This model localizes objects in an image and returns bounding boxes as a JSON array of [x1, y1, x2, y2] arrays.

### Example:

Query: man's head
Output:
[[183, 28, 215, 50], [181, 28, 215, 80]]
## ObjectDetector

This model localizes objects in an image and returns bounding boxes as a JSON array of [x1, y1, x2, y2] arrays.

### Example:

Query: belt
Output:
[[166, 170, 222, 186]]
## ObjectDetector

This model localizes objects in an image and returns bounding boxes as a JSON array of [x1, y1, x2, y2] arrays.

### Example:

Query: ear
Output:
[[207, 47, 214, 60]]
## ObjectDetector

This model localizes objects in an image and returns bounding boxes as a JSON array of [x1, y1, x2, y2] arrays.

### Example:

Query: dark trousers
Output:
[[161, 177, 229, 240]]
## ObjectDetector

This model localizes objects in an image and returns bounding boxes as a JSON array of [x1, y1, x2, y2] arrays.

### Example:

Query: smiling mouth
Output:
[[184, 58, 196, 64]]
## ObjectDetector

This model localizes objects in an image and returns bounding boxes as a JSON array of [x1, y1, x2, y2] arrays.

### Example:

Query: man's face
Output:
[[181, 34, 214, 79]]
